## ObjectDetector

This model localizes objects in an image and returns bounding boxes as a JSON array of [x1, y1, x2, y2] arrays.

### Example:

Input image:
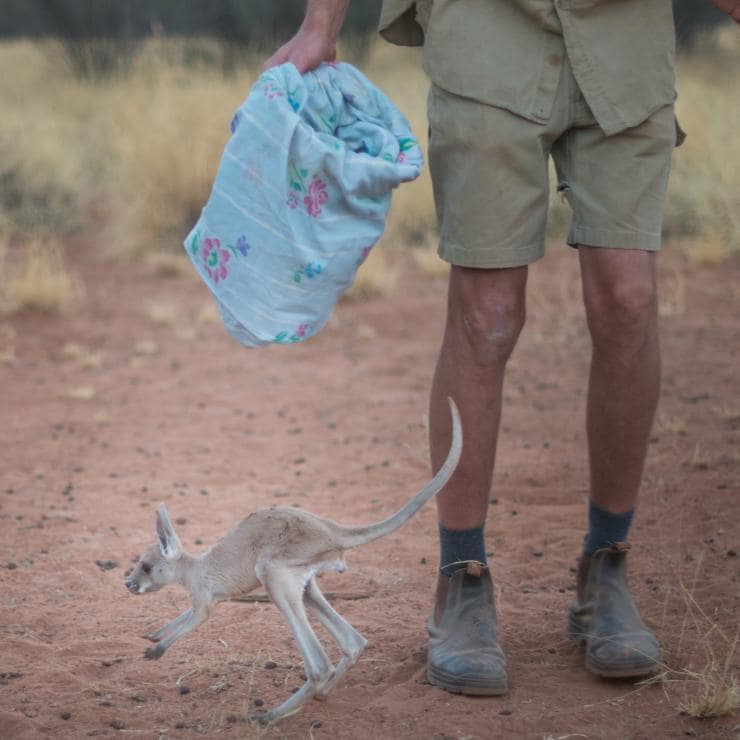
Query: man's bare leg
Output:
[[569, 246, 661, 678], [579, 247, 660, 516], [429, 264, 528, 524], [426, 263, 527, 695]]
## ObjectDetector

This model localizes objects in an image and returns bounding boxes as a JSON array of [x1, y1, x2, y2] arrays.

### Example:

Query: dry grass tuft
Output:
[[642, 574, 739, 720], [145, 251, 195, 277], [2, 238, 75, 313]]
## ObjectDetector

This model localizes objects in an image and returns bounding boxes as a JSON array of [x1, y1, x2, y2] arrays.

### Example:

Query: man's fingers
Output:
[[261, 45, 290, 72], [261, 31, 337, 74]]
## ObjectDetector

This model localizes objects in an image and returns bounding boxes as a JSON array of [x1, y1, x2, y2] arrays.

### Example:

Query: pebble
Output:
[[263, 660, 277, 670], [727, 549, 737, 557], [253, 698, 264, 707], [94, 559, 119, 571], [6, 562, 17, 570], [178, 685, 190, 695], [311, 720, 323, 728], [532, 549, 544, 558], [61, 711, 72, 720], [499, 708, 512, 716], [175, 516, 187, 525], [110, 719, 125, 730]]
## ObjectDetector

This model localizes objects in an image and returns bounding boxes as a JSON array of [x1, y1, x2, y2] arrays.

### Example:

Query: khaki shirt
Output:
[[379, 0, 677, 136]]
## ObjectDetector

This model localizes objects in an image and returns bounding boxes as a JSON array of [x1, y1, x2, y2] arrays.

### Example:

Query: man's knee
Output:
[[447, 266, 527, 365], [584, 271, 658, 349]]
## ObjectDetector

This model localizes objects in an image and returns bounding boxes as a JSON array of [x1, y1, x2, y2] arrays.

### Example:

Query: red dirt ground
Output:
[[1, 240, 738, 739]]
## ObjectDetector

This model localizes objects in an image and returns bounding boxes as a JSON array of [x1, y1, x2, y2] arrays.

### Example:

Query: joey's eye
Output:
[[141, 563, 151, 574]]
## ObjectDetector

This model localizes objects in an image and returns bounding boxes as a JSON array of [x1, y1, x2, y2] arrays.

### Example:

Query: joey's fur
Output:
[[125, 398, 462, 723]]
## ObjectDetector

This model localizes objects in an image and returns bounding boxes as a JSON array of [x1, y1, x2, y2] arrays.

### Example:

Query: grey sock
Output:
[[439, 524, 487, 576], [583, 501, 634, 555]]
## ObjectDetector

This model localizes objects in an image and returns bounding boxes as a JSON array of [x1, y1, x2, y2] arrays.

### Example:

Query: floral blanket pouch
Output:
[[183, 62, 423, 347]]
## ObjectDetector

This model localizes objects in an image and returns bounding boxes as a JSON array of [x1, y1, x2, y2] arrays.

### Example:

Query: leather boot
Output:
[[568, 542, 660, 678], [427, 561, 508, 695]]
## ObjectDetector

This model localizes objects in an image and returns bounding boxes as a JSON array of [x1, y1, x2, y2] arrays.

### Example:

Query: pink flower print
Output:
[[201, 237, 230, 284], [304, 176, 328, 218], [296, 324, 309, 339], [286, 191, 299, 209], [262, 82, 284, 99], [397, 151, 407, 163]]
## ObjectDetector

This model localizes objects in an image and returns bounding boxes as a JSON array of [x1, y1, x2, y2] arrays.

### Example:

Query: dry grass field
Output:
[[1, 31, 739, 310]]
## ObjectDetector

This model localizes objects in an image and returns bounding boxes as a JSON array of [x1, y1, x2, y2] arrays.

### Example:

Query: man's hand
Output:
[[262, 0, 351, 73], [262, 29, 338, 74], [709, 0, 740, 22]]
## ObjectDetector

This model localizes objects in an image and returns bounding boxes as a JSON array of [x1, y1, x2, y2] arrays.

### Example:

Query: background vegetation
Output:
[[0, 3, 737, 311]]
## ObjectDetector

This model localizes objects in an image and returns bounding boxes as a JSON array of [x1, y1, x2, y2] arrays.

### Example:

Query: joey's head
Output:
[[125, 504, 185, 595]]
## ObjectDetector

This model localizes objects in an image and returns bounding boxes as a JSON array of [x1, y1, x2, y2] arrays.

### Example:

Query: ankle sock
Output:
[[439, 524, 487, 576], [583, 501, 634, 555]]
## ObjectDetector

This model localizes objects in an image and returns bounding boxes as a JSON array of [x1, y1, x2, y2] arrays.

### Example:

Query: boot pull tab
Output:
[[611, 541, 631, 554], [465, 561, 483, 577]]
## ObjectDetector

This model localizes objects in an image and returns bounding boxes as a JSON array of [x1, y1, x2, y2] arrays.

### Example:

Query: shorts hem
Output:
[[567, 225, 662, 251], [437, 240, 545, 269]]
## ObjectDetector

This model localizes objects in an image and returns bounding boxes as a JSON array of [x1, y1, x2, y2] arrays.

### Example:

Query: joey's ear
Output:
[[155, 504, 182, 559]]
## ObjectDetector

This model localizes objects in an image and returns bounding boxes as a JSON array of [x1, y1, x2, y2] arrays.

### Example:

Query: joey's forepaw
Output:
[[144, 644, 165, 660]]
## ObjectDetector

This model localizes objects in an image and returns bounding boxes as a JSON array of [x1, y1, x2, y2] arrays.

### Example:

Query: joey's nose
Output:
[[125, 579, 138, 593]]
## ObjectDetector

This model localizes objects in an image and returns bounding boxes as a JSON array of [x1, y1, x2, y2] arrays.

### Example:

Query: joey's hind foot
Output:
[[144, 644, 166, 660]]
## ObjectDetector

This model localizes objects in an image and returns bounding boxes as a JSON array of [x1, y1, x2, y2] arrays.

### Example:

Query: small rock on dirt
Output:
[[94, 559, 119, 571]]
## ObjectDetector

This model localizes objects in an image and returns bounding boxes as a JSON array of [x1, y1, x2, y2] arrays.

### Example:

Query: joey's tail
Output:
[[334, 398, 462, 549]]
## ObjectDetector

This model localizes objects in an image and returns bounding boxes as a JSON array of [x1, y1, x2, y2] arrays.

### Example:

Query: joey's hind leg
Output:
[[251, 565, 335, 723], [304, 578, 368, 698]]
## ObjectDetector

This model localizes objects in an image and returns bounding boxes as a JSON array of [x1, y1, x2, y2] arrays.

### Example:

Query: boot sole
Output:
[[426, 666, 508, 696], [584, 656, 660, 679]]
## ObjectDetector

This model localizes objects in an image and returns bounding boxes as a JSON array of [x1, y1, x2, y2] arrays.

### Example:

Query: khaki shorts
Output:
[[428, 58, 677, 268]]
